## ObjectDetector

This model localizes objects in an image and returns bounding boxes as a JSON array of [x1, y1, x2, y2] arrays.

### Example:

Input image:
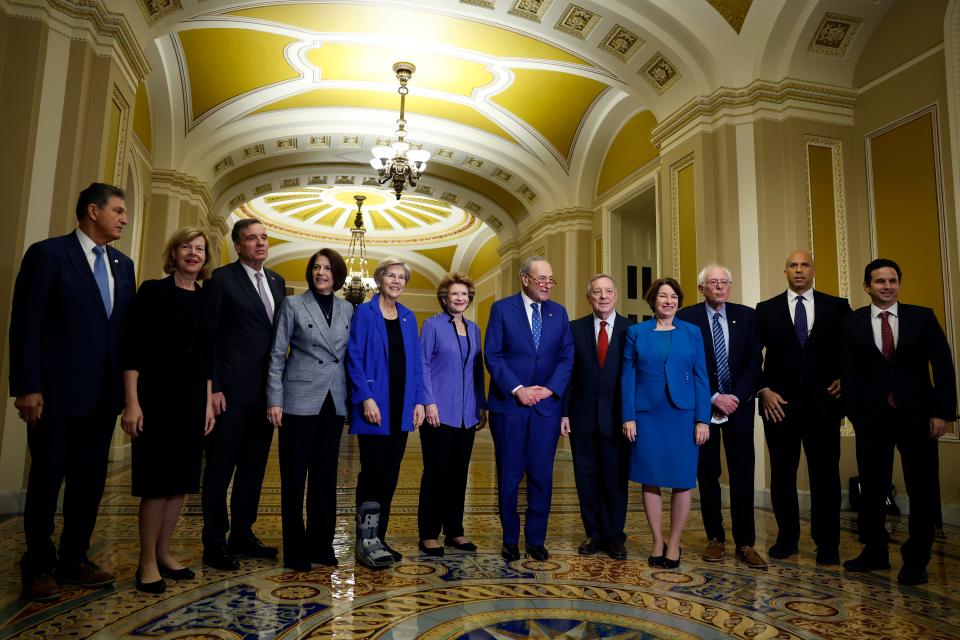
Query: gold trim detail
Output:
[[803, 136, 849, 299], [137, 0, 180, 25], [151, 169, 214, 211], [669, 153, 694, 282], [110, 85, 130, 187]]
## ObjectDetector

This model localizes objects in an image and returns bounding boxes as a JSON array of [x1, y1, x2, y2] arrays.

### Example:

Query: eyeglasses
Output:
[[704, 279, 733, 287], [523, 274, 558, 287]]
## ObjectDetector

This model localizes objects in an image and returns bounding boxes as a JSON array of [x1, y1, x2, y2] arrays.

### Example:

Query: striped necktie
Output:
[[712, 312, 731, 393]]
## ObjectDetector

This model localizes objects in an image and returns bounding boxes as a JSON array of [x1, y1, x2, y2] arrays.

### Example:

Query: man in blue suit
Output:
[[9, 183, 135, 602], [485, 256, 574, 561]]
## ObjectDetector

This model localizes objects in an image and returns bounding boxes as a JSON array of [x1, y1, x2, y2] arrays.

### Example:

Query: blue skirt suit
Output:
[[621, 319, 712, 489]]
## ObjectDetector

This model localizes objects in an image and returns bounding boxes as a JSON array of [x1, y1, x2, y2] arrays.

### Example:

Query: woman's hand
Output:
[[425, 403, 440, 427], [694, 422, 710, 446], [622, 420, 637, 442], [267, 406, 283, 429], [204, 401, 216, 435], [121, 403, 144, 438], [413, 404, 425, 429], [363, 398, 381, 425]]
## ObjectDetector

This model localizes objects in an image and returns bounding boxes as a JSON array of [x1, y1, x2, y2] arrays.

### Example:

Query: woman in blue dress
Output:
[[621, 277, 711, 569]]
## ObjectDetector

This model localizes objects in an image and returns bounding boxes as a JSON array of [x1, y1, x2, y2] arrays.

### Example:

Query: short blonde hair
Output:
[[436, 272, 476, 310], [163, 227, 212, 281], [373, 257, 411, 289]]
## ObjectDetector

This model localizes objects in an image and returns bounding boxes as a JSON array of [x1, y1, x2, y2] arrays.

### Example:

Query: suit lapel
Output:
[[105, 246, 129, 318], [65, 234, 108, 319], [775, 292, 801, 347], [512, 294, 537, 351], [301, 294, 334, 353], [232, 262, 271, 327]]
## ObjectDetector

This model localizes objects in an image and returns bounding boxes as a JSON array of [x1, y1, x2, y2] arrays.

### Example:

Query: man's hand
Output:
[[413, 403, 425, 429], [560, 416, 570, 437], [267, 406, 283, 428], [14, 393, 43, 427], [712, 393, 739, 416], [514, 386, 540, 406], [425, 403, 440, 427], [826, 378, 842, 399], [759, 388, 788, 423], [121, 403, 144, 438], [531, 386, 554, 401], [362, 398, 381, 425], [211, 392, 227, 416], [930, 417, 950, 439], [477, 409, 488, 431], [205, 401, 216, 435]]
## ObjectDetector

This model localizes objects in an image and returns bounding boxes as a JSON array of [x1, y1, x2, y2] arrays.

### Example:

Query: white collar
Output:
[[520, 291, 537, 308], [788, 288, 812, 302], [75, 228, 103, 253], [871, 302, 898, 319], [240, 261, 265, 279]]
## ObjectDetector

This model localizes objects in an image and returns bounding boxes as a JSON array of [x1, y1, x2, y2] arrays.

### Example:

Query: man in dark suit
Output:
[[9, 183, 135, 602], [485, 256, 574, 562], [842, 258, 956, 585], [202, 218, 286, 570], [756, 250, 851, 565], [677, 264, 766, 568], [561, 274, 633, 560]]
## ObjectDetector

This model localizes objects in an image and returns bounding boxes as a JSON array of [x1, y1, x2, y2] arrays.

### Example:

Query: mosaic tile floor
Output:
[[1, 431, 959, 639]]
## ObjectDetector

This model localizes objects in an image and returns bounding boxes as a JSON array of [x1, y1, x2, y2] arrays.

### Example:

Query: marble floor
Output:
[[0, 430, 958, 639]]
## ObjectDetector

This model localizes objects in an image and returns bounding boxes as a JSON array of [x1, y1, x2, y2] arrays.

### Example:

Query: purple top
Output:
[[420, 312, 486, 428]]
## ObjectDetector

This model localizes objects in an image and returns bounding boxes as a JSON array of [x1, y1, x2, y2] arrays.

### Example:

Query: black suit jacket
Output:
[[756, 290, 851, 421], [677, 301, 762, 428], [207, 260, 286, 404], [563, 313, 634, 436], [841, 303, 957, 426], [8, 232, 136, 416]]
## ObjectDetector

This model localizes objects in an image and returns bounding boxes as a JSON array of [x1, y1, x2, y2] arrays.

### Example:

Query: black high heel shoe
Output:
[[648, 543, 666, 567], [663, 548, 682, 569], [135, 568, 166, 594], [418, 540, 444, 557], [157, 562, 195, 581]]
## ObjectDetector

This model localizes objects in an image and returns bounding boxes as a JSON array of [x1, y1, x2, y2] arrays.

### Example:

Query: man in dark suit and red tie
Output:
[[561, 274, 634, 560], [756, 250, 851, 565], [841, 258, 956, 585], [484, 256, 574, 562], [677, 264, 766, 568], [9, 183, 136, 602], [202, 218, 286, 570]]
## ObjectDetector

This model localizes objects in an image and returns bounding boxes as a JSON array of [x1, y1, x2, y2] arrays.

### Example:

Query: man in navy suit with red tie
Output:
[[9, 183, 136, 602], [842, 258, 956, 585], [485, 256, 574, 562]]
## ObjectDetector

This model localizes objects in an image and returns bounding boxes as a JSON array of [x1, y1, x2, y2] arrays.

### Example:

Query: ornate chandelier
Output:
[[342, 194, 377, 305], [370, 62, 431, 199]]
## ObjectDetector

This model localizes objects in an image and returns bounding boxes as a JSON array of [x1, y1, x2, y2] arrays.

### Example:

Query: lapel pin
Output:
[[731, 320, 737, 324]]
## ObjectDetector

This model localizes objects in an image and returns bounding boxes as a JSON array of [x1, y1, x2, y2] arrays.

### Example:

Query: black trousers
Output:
[[417, 424, 476, 540], [569, 429, 629, 545], [201, 402, 274, 547], [854, 407, 939, 568], [356, 431, 408, 541], [22, 410, 116, 574], [698, 420, 756, 548], [763, 404, 841, 551], [278, 396, 344, 564]]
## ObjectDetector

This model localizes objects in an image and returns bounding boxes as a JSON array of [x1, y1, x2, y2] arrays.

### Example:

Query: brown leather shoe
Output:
[[702, 538, 725, 562], [736, 546, 768, 569], [57, 560, 115, 588], [22, 572, 61, 602]]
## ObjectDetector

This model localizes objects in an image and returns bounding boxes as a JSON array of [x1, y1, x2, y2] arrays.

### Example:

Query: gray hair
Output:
[[697, 264, 734, 286], [374, 257, 412, 288], [519, 255, 548, 277], [585, 273, 617, 296]]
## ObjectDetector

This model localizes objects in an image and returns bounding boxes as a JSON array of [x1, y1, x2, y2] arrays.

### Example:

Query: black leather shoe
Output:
[[843, 549, 890, 573], [606, 542, 628, 561], [816, 549, 840, 566], [444, 538, 478, 552], [283, 560, 312, 572], [312, 548, 338, 567], [501, 544, 520, 561], [526, 545, 549, 561], [135, 569, 166, 594], [158, 562, 195, 580], [383, 543, 403, 562], [768, 542, 798, 559], [418, 541, 444, 557], [662, 548, 682, 569], [202, 546, 240, 571], [228, 535, 278, 559], [578, 538, 601, 555], [897, 565, 928, 585]]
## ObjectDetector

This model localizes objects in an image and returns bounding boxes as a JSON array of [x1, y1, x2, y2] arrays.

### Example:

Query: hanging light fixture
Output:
[[342, 194, 377, 305], [370, 62, 431, 199]]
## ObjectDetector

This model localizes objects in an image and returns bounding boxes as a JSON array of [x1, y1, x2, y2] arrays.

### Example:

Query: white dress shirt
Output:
[[241, 261, 275, 315], [520, 290, 536, 329], [787, 288, 815, 332], [704, 303, 729, 353], [75, 228, 114, 306], [870, 302, 899, 352], [593, 312, 615, 343]]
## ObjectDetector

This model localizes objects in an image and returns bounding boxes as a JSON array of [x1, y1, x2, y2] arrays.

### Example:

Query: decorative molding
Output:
[[598, 24, 644, 62], [640, 52, 680, 95], [151, 169, 213, 211], [517, 184, 538, 203], [554, 4, 601, 40], [508, 0, 552, 22], [280, 177, 300, 189], [706, 0, 753, 34], [110, 85, 130, 186], [516, 207, 592, 248], [803, 136, 849, 299], [669, 153, 695, 282], [650, 78, 858, 152], [213, 155, 234, 174], [492, 168, 513, 182], [308, 136, 331, 148], [463, 156, 485, 170], [275, 138, 298, 151], [242, 144, 265, 159], [808, 12, 862, 58], [460, 0, 495, 7], [136, 0, 180, 25], [253, 182, 273, 195]]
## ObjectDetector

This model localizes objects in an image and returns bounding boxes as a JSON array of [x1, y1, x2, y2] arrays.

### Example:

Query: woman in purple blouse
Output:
[[418, 272, 487, 556]]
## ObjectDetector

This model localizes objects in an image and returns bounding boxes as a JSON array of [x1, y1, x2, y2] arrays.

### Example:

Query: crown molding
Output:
[[517, 206, 593, 248], [651, 78, 857, 154], [152, 169, 213, 211]]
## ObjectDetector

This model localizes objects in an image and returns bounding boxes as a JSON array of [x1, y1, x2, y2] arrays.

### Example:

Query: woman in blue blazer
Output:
[[622, 277, 711, 569], [417, 273, 487, 557], [346, 258, 425, 568]]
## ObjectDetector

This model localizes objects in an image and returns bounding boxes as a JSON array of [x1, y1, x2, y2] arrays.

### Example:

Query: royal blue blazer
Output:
[[621, 319, 712, 424], [346, 294, 425, 435], [483, 293, 574, 417]]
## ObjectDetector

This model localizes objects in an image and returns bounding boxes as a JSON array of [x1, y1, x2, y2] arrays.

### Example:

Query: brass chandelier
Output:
[[342, 195, 376, 305], [369, 62, 431, 199]]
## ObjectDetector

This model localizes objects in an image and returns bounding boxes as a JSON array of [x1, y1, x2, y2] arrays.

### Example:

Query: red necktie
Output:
[[880, 310, 895, 407], [598, 320, 609, 367]]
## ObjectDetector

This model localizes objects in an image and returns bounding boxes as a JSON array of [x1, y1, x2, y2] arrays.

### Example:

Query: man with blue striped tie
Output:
[[677, 265, 766, 568]]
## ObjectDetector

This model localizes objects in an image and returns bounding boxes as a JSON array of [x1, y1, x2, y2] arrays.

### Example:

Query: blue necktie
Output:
[[531, 302, 542, 350], [92, 246, 111, 317], [794, 295, 808, 347], [712, 312, 730, 393]]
